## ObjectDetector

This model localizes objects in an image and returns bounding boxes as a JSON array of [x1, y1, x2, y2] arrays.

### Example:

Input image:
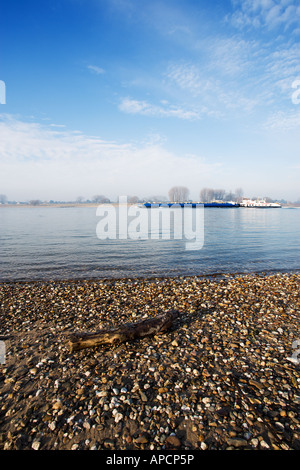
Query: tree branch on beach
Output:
[[67, 311, 178, 352]]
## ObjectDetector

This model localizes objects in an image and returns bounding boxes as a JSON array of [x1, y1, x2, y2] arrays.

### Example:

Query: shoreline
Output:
[[0, 272, 299, 450], [1, 203, 300, 208], [1, 267, 299, 286], [0, 203, 108, 208]]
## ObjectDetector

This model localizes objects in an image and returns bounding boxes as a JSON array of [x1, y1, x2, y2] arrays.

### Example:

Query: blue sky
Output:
[[0, 0, 299, 201]]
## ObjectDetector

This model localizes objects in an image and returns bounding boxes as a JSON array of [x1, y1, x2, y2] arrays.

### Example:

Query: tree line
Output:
[[0, 188, 293, 205], [168, 186, 243, 202], [199, 187, 244, 203]]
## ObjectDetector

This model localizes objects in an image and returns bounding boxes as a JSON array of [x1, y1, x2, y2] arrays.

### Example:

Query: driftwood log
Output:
[[67, 311, 178, 352]]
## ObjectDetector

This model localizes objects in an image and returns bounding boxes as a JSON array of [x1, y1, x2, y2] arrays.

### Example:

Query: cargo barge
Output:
[[143, 199, 281, 208], [143, 202, 240, 208]]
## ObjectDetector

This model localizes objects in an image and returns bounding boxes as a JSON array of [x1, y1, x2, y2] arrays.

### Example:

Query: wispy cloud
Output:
[[206, 37, 258, 77], [165, 61, 258, 114], [166, 63, 207, 96], [264, 109, 300, 130], [0, 114, 219, 199], [105, 2, 298, 123], [229, 0, 300, 32], [119, 97, 200, 120], [163, 24, 299, 116], [87, 65, 105, 75], [265, 44, 300, 93]]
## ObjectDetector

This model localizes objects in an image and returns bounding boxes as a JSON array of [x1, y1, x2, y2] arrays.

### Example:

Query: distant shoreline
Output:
[[0, 203, 110, 208], [1, 203, 300, 208]]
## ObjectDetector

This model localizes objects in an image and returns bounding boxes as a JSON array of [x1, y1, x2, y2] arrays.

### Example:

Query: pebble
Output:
[[260, 440, 270, 449], [139, 391, 148, 402], [52, 400, 63, 410], [165, 435, 181, 448], [227, 438, 248, 448], [0, 273, 299, 450], [48, 422, 56, 431], [135, 435, 148, 444], [31, 440, 41, 450]]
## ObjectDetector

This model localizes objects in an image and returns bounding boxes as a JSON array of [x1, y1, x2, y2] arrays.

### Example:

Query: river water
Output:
[[0, 206, 299, 281]]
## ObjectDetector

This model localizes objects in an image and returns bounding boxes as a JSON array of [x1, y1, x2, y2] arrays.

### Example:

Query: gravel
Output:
[[0, 272, 299, 450]]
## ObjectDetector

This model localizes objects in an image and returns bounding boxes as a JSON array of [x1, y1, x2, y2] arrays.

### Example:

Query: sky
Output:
[[0, 0, 300, 202]]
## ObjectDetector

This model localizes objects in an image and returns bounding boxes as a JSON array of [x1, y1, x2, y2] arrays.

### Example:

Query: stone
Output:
[[32, 440, 41, 450], [114, 412, 123, 424], [260, 440, 270, 449], [226, 438, 248, 448], [165, 435, 181, 449], [139, 391, 148, 402], [1, 272, 299, 452], [48, 421, 56, 431], [52, 400, 63, 410], [135, 435, 148, 444]]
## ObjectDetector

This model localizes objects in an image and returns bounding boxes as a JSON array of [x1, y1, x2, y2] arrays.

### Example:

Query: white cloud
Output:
[[165, 61, 258, 114], [264, 109, 300, 130], [265, 44, 300, 89], [230, 0, 300, 31], [207, 37, 258, 77], [87, 65, 105, 75], [0, 114, 219, 200], [105, 3, 298, 124], [119, 97, 200, 120], [164, 29, 299, 117], [166, 63, 207, 96]]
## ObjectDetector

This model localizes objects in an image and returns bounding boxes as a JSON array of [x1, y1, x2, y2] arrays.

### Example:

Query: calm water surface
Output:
[[0, 206, 299, 281]]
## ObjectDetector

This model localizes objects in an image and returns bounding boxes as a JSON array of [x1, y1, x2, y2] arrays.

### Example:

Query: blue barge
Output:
[[143, 202, 240, 208]]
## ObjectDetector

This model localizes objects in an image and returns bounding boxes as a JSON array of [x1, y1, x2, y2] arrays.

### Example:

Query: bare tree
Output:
[[128, 196, 139, 204], [168, 186, 189, 202], [235, 187, 243, 202], [224, 191, 235, 201], [76, 196, 85, 203], [199, 188, 207, 202], [149, 195, 167, 202], [200, 188, 215, 202], [93, 195, 110, 203], [29, 200, 41, 206], [200, 188, 244, 203], [214, 189, 226, 201]]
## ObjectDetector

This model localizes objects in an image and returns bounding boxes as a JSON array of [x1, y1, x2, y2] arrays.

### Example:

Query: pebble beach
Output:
[[0, 272, 299, 451]]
